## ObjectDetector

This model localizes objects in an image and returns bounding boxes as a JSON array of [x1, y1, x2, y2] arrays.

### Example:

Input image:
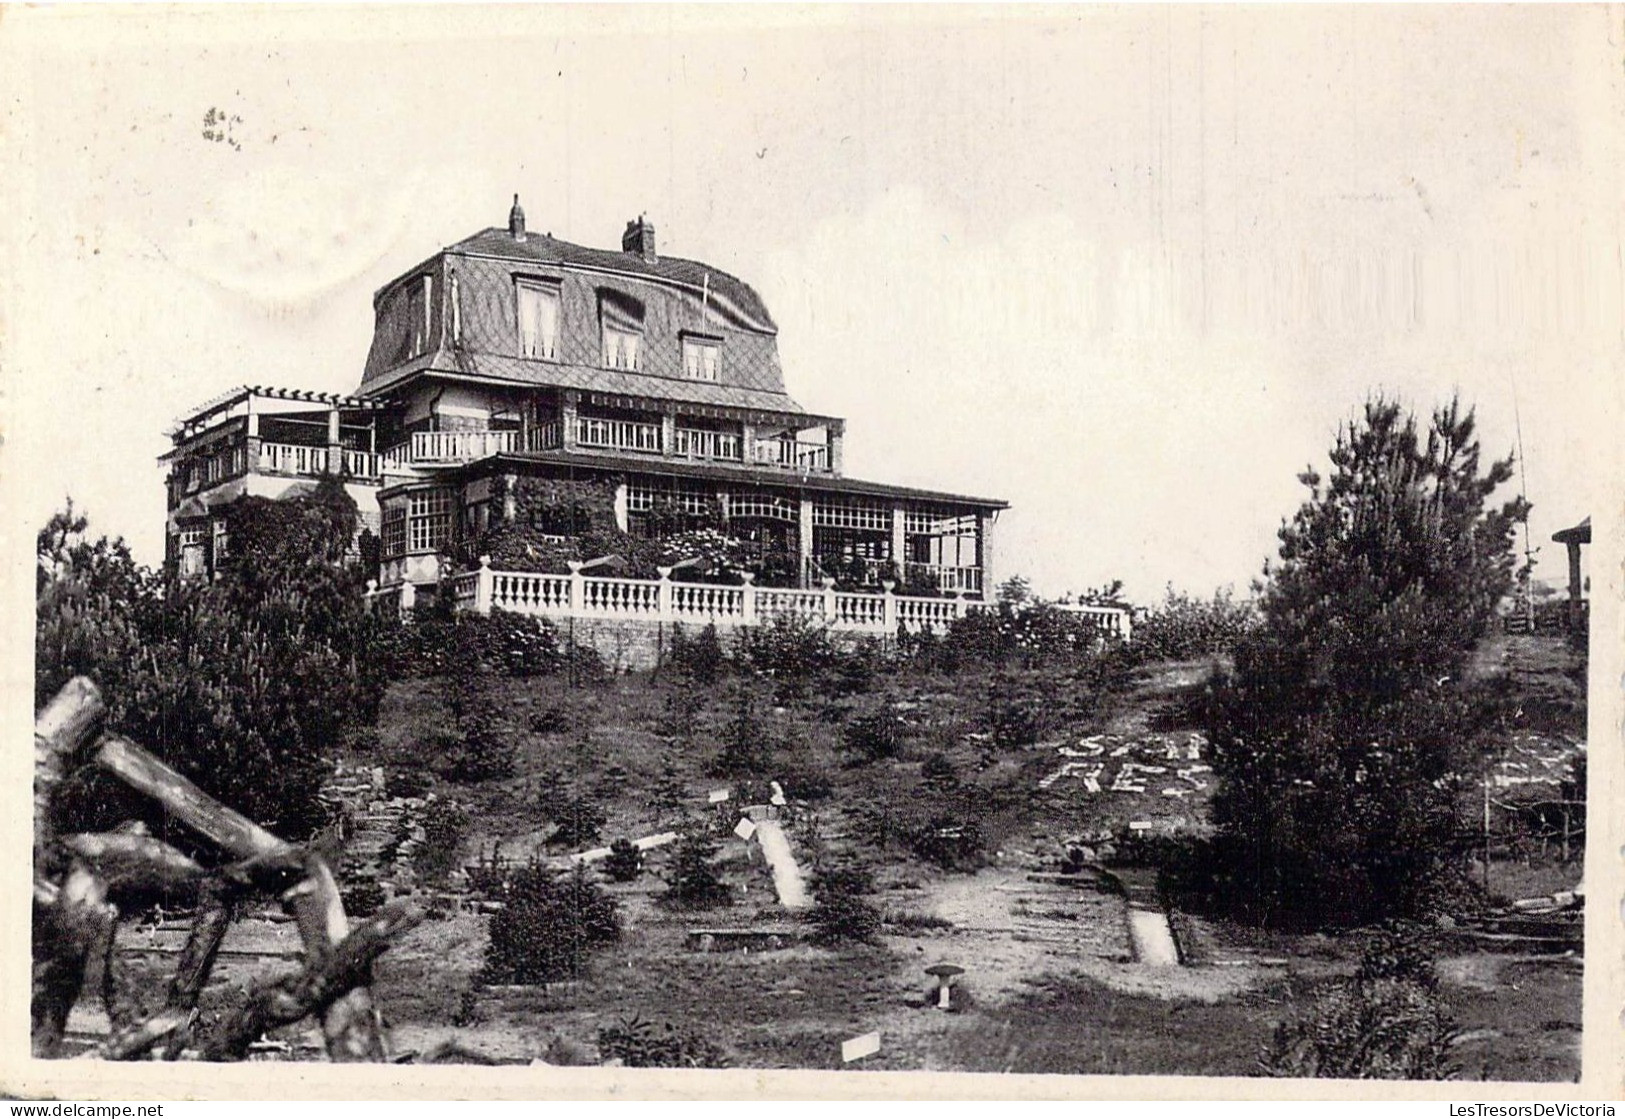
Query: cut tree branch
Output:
[[199, 900, 423, 1062]]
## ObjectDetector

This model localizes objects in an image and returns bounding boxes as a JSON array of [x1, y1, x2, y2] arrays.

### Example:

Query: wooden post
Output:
[[560, 391, 580, 451], [798, 497, 815, 588]]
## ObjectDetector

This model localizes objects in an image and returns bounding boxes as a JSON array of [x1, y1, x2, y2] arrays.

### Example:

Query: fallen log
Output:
[[94, 734, 390, 1061], [35, 678, 106, 881], [62, 833, 207, 896], [32, 862, 115, 1057], [199, 900, 423, 1062]]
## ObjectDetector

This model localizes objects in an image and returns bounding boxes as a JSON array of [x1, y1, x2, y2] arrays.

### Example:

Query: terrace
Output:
[[369, 558, 1131, 640]]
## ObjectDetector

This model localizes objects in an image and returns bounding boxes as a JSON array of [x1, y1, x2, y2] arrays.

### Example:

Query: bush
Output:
[[668, 622, 726, 686], [736, 614, 834, 701], [437, 703, 516, 784], [712, 689, 768, 776], [908, 813, 985, 871], [37, 486, 386, 841], [597, 1015, 731, 1068], [482, 865, 621, 985], [985, 674, 1043, 748], [415, 796, 469, 885], [663, 830, 732, 909], [844, 709, 906, 763], [1132, 585, 1257, 663], [385, 767, 434, 801], [528, 704, 573, 735], [604, 838, 643, 882], [920, 752, 960, 789], [547, 795, 607, 849], [1260, 932, 1457, 1079], [808, 862, 883, 946], [1207, 396, 1526, 928]]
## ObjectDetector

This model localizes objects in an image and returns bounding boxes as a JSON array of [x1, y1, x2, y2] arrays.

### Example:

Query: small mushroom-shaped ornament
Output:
[[924, 963, 965, 1010]]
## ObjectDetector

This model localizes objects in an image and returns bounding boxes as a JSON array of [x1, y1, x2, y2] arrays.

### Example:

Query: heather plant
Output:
[[597, 1015, 731, 1068], [843, 708, 907, 763]]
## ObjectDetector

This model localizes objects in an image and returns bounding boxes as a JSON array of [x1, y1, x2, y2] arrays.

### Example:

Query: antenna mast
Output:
[[1509, 370, 1536, 633]]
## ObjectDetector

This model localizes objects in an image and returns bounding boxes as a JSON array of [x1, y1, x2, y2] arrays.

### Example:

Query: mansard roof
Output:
[[443, 227, 776, 334]]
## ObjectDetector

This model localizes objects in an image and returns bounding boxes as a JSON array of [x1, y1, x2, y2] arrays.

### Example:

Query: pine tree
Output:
[[1206, 396, 1526, 927]]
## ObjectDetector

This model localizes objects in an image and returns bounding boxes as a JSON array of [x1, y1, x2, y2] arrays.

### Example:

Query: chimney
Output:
[[622, 215, 656, 261], [508, 194, 527, 242]]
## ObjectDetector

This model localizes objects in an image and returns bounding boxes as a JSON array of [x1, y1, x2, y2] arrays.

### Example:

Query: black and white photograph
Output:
[[4, 4, 1619, 1098]]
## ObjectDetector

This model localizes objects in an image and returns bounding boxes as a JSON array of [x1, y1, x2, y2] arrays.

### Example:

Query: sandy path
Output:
[[755, 819, 811, 909]]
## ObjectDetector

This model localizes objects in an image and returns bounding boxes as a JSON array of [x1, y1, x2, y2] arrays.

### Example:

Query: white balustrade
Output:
[[341, 449, 381, 479], [905, 562, 984, 594], [581, 576, 661, 616], [671, 583, 747, 622], [491, 571, 572, 614], [754, 589, 829, 623], [1053, 603, 1134, 641], [527, 421, 564, 452], [673, 428, 742, 461], [259, 442, 330, 476], [448, 570, 481, 611], [833, 592, 888, 630], [752, 439, 830, 472], [576, 417, 662, 453], [405, 566, 1007, 638], [896, 596, 963, 632]]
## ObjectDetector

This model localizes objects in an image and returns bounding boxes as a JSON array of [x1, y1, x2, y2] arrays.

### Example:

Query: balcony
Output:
[[576, 416, 663, 454], [259, 442, 382, 481], [753, 438, 829, 472], [673, 427, 741, 462], [382, 430, 518, 469]]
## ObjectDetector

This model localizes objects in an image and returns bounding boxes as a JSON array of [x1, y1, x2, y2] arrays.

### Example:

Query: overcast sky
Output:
[[5, 6, 1620, 602]]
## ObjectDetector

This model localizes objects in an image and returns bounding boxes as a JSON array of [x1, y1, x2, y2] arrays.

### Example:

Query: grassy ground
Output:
[[338, 634, 1585, 1078]]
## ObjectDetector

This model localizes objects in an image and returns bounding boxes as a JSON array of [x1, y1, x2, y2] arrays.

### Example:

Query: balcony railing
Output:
[[672, 427, 742, 461], [753, 438, 830, 472], [527, 421, 564, 452], [382, 429, 518, 468], [577, 417, 663, 453], [371, 564, 1134, 640]]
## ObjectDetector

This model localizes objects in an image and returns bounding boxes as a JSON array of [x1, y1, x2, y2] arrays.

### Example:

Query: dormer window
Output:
[[682, 334, 722, 382], [599, 289, 645, 371], [516, 278, 560, 360], [409, 275, 433, 355]]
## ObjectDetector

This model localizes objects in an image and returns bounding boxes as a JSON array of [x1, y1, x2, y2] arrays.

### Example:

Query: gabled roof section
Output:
[[446, 227, 777, 335]]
